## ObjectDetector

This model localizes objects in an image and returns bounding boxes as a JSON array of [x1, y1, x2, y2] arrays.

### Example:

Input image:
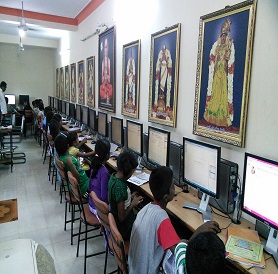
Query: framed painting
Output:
[[56, 68, 59, 98], [59, 67, 64, 100], [77, 60, 85, 105], [64, 65, 70, 101], [98, 26, 116, 112], [148, 23, 181, 128], [70, 63, 76, 103], [121, 39, 141, 119], [86, 56, 95, 108], [193, 0, 257, 147]]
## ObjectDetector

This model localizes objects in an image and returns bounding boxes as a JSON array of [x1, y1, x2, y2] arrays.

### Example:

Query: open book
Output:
[[226, 227, 266, 268], [128, 172, 150, 186]]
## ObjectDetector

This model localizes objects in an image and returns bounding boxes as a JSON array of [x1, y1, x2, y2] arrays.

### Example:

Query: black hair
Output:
[[186, 231, 226, 274], [53, 113, 62, 122], [117, 149, 138, 177], [149, 166, 173, 201], [46, 111, 54, 125], [0, 81, 7, 88], [49, 119, 60, 141], [90, 139, 111, 179], [67, 131, 78, 147], [38, 101, 44, 111], [54, 134, 68, 156], [5, 96, 8, 104], [44, 105, 52, 116]]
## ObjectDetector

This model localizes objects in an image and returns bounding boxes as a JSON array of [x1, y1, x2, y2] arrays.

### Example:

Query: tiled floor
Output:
[[0, 136, 117, 274]]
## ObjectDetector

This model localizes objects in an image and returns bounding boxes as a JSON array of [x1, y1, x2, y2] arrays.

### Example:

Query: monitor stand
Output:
[[136, 156, 143, 171], [263, 228, 278, 267], [183, 192, 213, 222]]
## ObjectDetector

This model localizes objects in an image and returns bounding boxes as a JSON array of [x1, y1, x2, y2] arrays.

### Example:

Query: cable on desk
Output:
[[210, 201, 233, 222], [220, 221, 233, 231]]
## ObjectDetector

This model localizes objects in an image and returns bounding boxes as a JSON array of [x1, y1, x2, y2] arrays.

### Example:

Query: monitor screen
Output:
[[147, 126, 170, 167], [61, 100, 66, 114], [242, 153, 278, 230], [82, 106, 89, 126], [5, 94, 16, 105], [54, 98, 58, 110], [65, 101, 70, 117], [57, 99, 62, 112], [183, 137, 220, 199], [126, 120, 143, 156], [111, 116, 124, 147], [69, 102, 75, 119], [19, 94, 29, 105], [98, 111, 107, 137], [75, 104, 82, 122], [89, 108, 97, 131]]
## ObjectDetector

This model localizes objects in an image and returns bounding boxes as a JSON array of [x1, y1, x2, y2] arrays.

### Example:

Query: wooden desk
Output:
[[62, 124, 81, 133], [73, 136, 278, 273]]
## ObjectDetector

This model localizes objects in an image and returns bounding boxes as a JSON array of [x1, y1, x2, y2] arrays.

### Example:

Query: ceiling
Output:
[[0, 0, 95, 41]]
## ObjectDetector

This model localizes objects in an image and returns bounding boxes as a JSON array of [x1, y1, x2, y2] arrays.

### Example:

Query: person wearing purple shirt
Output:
[[89, 139, 111, 218]]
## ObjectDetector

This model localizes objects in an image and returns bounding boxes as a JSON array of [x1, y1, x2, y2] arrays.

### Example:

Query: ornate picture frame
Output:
[[121, 39, 141, 119], [64, 65, 70, 101], [77, 60, 85, 105], [56, 68, 59, 98], [98, 26, 116, 112], [70, 63, 76, 103], [148, 23, 181, 128], [59, 67, 64, 100], [86, 56, 95, 108], [193, 0, 257, 147]]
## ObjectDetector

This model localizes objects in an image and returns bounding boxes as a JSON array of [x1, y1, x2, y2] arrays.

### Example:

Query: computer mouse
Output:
[[79, 134, 84, 137], [69, 125, 73, 128], [91, 140, 96, 144]]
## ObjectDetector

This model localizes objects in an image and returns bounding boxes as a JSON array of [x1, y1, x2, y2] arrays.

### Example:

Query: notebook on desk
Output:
[[110, 142, 118, 153], [128, 172, 150, 186]]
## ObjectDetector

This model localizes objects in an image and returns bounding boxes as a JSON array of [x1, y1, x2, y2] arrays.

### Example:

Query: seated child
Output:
[[128, 166, 221, 274], [108, 149, 143, 240], [54, 134, 89, 198], [175, 231, 225, 274], [89, 139, 111, 217], [67, 131, 95, 159]]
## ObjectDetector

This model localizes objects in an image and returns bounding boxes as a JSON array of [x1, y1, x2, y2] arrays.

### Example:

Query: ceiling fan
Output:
[[18, 0, 29, 35]]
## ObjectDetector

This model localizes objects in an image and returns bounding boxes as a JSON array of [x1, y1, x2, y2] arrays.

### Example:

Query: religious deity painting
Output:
[[56, 68, 59, 98], [64, 65, 70, 101], [86, 56, 95, 108], [78, 60, 85, 105], [70, 63, 77, 103], [122, 40, 141, 119], [148, 23, 181, 128], [193, 0, 257, 147], [59, 67, 64, 100], [98, 26, 116, 112]]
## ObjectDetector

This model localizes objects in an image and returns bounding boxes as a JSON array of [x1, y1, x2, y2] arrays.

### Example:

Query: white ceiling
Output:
[[0, 0, 92, 40]]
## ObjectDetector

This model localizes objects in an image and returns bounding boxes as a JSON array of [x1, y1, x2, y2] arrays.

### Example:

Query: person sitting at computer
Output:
[[108, 149, 143, 240], [55, 134, 89, 198], [128, 166, 221, 274]]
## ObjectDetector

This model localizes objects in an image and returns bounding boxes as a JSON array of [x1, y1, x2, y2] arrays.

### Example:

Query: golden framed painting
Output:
[[59, 67, 64, 100], [77, 60, 85, 105], [86, 56, 95, 108], [64, 65, 70, 101], [70, 63, 76, 103], [56, 68, 59, 98], [193, 0, 257, 147], [148, 23, 181, 128], [121, 39, 141, 119]]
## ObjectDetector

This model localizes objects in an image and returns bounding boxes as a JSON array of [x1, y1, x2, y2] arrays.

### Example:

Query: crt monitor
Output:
[[5, 94, 16, 105], [75, 104, 82, 122], [81, 105, 89, 126], [147, 126, 170, 167], [98, 111, 108, 137], [65, 101, 70, 117], [111, 116, 124, 147], [19, 94, 30, 105], [69, 102, 75, 119], [182, 137, 221, 222], [242, 153, 278, 266], [126, 119, 143, 157], [57, 99, 62, 112], [89, 108, 97, 132], [61, 100, 66, 114]]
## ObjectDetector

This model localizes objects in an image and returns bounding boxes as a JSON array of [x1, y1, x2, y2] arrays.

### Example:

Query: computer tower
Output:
[[169, 141, 183, 186], [198, 158, 238, 214]]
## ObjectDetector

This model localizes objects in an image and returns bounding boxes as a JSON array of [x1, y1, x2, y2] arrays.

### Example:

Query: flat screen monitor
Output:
[[75, 104, 82, 122], [126, 120, 143, 157], [65, 101, 70, 117], [19, 94, 29, 105], [54, 98, 58, 110], [57, 99, 62, 112], [147, 126, 170, 167], [48, 96, 51, 106], [98, 111, 107, 137], [111, 116, 124, 147], [5, 94, 16, 105], [242, 153, 278, 265], [61, 100, 66, 114], [69, 102, 75, 119], [89, 108, 97, 132], [182, 137, 221, 222], [82, 105, 89, 126]]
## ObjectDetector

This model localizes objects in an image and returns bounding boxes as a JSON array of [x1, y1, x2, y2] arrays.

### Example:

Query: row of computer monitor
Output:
[[49, 96, 278, 260]]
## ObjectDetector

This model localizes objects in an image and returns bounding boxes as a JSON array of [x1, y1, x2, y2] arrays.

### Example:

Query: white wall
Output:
[[0, 43, 55, 105], [56, 0, 278, 222]]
